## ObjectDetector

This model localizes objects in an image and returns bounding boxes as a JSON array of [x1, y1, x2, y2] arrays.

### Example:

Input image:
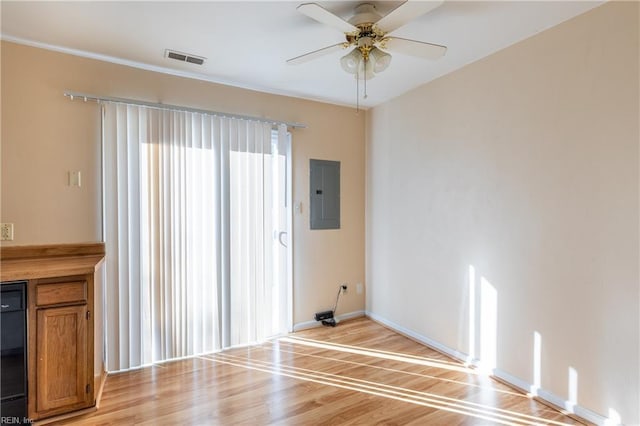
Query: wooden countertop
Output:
[[1, 243, 106, 282], [1, 254, 105, 282]]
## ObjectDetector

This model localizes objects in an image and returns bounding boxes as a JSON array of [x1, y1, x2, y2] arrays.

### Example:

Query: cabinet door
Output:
[[36, 305, 89, 412]]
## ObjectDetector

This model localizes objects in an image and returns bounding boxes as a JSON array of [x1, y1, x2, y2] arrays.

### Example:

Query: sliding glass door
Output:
[[228, 130, 291, 346], [103, 103, 292, 371]]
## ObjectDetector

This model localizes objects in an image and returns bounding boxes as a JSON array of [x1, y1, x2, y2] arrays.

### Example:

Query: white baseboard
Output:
[[293, 310, 365, 332], [493, 368, 609, 425], [365, 310, 611, 426], [366, 311, 473, 364]]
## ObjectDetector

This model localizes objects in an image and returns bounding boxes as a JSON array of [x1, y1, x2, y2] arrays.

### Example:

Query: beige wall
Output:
[[0, 41, 365, 325], [366, 2, 638, 424]]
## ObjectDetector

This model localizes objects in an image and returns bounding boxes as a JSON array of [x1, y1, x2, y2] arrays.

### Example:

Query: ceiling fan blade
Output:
[[383, 37, 447, 60], [375, 1, 444, 34], [286, 43, 346, 65], [297, 3, 358, 34]]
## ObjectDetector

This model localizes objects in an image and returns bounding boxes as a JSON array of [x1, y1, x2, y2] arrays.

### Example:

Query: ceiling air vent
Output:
[[165, 49, 206, 66]]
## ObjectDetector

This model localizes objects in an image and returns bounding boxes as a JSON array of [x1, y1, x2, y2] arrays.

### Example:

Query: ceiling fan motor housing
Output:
[[345, 4, 388, 61], [348, 3, 382, 26], [357, 36, 373, 49]]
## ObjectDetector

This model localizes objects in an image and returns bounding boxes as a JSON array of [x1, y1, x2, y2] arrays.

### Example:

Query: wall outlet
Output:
[[356, 283, 363, 295], [1, 223, 14, 241]]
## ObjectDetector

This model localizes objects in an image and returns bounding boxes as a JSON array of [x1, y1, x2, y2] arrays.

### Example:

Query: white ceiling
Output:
[[1, 1, 603, 108]]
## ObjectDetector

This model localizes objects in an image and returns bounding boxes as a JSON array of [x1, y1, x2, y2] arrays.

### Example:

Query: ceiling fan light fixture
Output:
[[370, 47, 391, 73], [356, 57, 376, 80], [340, 48, 362, 74], [356, 68, 375, 80]]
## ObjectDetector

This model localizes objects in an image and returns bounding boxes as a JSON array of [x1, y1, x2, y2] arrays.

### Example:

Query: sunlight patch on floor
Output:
[[200, 351, 577, 426], [280, 336, 474, 373], [265, 341, 527, 398]]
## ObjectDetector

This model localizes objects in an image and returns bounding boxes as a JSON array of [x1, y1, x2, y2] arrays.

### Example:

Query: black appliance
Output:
[[1, 281, 28, 421]]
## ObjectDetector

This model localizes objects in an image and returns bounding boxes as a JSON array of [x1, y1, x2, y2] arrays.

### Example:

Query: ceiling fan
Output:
[[287, 1, 447, 93]]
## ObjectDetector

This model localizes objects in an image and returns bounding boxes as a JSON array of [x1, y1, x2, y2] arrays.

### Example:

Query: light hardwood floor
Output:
[[52, 317, 588, 425]]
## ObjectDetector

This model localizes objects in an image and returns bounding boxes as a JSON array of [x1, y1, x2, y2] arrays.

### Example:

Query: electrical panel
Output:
[[310, 159, 340, 230]]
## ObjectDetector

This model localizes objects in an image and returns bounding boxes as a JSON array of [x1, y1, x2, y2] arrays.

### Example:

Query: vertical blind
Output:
[[103, 102, 289, 371]]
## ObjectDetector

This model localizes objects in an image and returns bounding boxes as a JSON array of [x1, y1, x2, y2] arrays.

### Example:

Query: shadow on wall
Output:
[[467, 264, 623, 425]]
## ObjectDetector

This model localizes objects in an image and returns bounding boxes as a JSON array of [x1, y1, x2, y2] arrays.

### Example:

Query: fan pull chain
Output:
[[363, 59, 368, 99], [356, 68, 360, 112]]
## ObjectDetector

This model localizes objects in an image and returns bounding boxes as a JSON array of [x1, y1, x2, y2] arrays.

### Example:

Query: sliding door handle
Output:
[[278, 231, 288, 248]]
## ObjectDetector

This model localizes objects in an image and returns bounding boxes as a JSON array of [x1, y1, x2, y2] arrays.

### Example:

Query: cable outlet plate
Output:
[[1, 223, 14, 241]]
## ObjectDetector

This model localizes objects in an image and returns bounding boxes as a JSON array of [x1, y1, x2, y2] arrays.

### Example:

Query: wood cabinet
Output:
[[0, 244, 104, 422], [32, 277, 93, 416]]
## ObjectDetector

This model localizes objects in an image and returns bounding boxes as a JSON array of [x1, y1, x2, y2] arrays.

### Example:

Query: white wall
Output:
[[366, 2, 638, 424]]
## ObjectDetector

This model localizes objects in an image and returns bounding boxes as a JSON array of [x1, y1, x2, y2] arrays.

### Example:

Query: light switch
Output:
[[68, 171, 81, 187], [294, 201, 302, 214]]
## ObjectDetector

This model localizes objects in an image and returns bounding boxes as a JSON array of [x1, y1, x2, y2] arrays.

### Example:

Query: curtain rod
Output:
[[63, 91, 306, 129]]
